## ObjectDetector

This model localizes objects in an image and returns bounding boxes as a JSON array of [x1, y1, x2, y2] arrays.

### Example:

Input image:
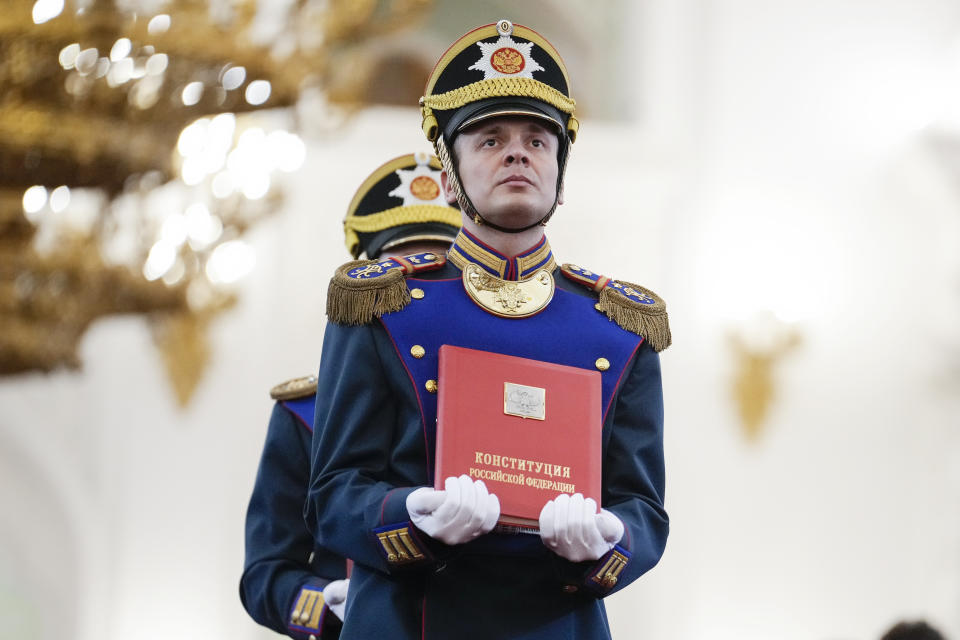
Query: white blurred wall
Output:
[[2, 1, 960, 639]]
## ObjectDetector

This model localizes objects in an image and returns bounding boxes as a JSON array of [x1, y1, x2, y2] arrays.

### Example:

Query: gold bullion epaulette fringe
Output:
[[561, 263, 671, 352], [327, 252, 446, 326], [269, 375, 318, 401]]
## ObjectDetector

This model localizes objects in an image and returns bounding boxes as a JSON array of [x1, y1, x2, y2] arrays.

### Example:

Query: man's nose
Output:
[[503, 139, 529, 165]]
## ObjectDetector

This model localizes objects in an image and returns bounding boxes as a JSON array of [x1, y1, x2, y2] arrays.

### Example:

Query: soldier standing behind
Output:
[[240, 153, 460, 639]]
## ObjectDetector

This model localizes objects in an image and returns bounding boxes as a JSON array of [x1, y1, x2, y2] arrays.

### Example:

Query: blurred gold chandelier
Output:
[[0, 0, 431, 403]]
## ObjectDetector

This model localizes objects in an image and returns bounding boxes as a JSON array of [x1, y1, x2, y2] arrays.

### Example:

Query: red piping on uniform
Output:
[[602, 338, 644, 423], [378, 318, 434, 481], [281, 402, 312, 432], [379, 488, 402, 526], [421, 595, 427, 640]]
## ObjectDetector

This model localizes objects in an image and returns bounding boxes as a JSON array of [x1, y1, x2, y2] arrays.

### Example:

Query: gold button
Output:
[[595, 358, 610, 371], [594, 303, 603, 312], [425, 379, 438, 393], [423, 253, 436, 261], [309, 635, 317, 640], [410, 345, 425, 359], [410, 288, 425, 299]]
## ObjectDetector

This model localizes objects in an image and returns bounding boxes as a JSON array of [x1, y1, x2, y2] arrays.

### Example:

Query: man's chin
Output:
[[479, 204, 548, 231]]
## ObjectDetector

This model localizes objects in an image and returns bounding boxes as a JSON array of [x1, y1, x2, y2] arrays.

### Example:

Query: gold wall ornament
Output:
[[462, 263, 555, 318], [149, 299, 233, 408], [727, 312, 802, 442]]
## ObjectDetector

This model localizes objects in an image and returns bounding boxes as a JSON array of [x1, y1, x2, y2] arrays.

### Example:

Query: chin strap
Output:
[[435, 136, 565, 234]]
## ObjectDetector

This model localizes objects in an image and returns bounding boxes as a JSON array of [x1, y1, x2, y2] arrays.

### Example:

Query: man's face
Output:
[[445, 116, 561, 229]]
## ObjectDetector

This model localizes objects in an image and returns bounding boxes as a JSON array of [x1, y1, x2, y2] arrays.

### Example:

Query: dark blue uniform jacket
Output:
[[307, 232, 668, 639], [242, 396, 346, 639]]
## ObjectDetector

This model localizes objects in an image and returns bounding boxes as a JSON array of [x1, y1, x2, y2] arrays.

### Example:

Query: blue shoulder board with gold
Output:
[[561, 263, 671, 352], [327, 251, 446, 325]]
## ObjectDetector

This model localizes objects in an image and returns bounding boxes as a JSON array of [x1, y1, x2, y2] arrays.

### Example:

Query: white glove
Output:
[[322, 578, 348, 622], [539, 493, 624, 562], [406, 475, 500, 545]]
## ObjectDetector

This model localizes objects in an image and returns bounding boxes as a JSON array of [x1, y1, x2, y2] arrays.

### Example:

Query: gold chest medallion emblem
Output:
[[462, 263, 555, 318]]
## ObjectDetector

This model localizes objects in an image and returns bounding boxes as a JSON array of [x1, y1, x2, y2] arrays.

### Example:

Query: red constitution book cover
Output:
[[435, 345, 602, 529]]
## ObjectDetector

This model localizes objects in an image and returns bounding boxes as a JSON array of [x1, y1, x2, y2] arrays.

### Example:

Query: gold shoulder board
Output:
[[270, 375, 318, 401], [327, 252, 446, 326], [561, 263, 672, 352]]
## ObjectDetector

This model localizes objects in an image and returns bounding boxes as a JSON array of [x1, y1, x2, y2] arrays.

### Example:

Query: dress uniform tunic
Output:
[[242, 389, 346, 639], [240, 150, 459, 639], [307, 230, 669, 639]]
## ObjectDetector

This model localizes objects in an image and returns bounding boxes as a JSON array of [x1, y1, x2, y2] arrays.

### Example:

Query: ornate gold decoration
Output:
[[462, 263, 554, 318], [0, 230, 185, 374], [591, 550, 628, 589], [375, 527, 425, 565], [410, 176, 440, 200], [290, 586, 324, 629], [150, 310, 212, 408], [327, 259, 410, 326], [1, 0, 433, 404], [728, 312, 802, 441], [491, 47, 524, 74], [270, 375, 319, 401]]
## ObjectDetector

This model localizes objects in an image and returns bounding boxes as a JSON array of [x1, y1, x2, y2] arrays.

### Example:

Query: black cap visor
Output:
[[445, 97, 566, 141]]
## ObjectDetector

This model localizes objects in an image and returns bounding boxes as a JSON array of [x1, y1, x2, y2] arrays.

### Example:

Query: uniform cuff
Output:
[[286, 583, 330, 639], [372, 521, 435, 568], [582, 544, 631, 596]]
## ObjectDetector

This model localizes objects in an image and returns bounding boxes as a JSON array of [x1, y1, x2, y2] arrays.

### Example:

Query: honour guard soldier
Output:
[[308, 20, 671, 639], [240, 154, 461, 639]]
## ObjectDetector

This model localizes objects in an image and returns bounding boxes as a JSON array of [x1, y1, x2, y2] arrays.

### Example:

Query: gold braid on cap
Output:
[[421, 77, 576, 115], [343, 205, 462, 256]]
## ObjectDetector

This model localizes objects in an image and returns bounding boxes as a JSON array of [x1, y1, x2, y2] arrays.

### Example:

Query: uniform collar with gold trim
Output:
[[446, 229, 556, 281]]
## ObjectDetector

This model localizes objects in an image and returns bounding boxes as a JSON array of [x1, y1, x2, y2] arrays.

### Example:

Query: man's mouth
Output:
[[498, 175, 534, 186]]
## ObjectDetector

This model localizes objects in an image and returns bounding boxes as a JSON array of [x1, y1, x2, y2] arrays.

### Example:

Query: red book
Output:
[[435, 345, 602, 529]]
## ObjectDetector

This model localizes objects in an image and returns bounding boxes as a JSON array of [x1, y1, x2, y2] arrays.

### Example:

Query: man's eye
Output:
[[531, 139, 543, 147], [482, 139, 497, 147]]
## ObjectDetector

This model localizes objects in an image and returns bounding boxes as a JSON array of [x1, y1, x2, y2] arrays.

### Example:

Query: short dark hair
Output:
[[880, 620, 945, 640]]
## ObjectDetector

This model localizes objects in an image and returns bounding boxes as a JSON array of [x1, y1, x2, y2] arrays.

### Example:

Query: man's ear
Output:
[[557, 182, 564, 206], [440, 171, 459, 206]]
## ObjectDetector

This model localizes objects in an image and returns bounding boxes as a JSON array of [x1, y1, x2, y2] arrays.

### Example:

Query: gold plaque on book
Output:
[[503, 382, 546, 420]]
